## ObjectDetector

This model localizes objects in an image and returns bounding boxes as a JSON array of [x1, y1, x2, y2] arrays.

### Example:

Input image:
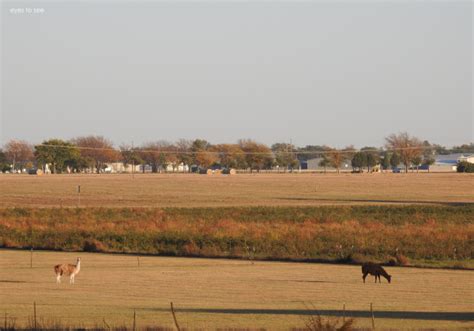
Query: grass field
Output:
[[0, 250, 473, 330], [1, 173, 473, 329], [0, 173, 473, 208]]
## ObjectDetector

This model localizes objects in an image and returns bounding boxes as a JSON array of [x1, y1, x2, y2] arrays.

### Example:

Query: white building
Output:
[[458, 154, 474, 164], [104, 162, 141, 173], [305, 157, 350, 171]]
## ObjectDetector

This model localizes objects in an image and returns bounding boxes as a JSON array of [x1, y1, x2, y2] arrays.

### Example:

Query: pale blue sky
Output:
[[1, 0, 472, 148]]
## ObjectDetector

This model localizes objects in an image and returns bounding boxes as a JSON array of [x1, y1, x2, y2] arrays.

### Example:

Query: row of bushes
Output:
[[457, 161, 474, 173], [0, 206, 472, 267]]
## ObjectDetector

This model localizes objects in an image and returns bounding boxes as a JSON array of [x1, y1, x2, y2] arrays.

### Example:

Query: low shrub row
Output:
[[0, 205, 472, 267]]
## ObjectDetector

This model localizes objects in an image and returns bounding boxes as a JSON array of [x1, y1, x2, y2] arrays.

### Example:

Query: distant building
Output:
[[305, 157, 350, 171], [429, 153, 474, 172], [104, 162, 141, 173], [164, 163, 189, 172], [104, 162, 190, 173]]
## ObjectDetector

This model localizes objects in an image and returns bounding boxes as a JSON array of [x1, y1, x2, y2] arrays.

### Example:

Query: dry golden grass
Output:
[[0, 172, 472, 208], [1, 206, 472, 267], [0, 250, 472, 330]]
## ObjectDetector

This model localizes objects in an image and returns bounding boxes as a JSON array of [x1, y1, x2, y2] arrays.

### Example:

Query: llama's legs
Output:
[[56, 274, 61, 284], [70, 275, 74, 284], [362, 273, 367, 283]]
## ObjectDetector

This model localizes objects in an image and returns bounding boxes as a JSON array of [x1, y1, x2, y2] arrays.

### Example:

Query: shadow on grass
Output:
[[149, 308, 474, 321], [0, 279, 26, 283], [275, 197, 473, 206], [269, 279, 338, 284]]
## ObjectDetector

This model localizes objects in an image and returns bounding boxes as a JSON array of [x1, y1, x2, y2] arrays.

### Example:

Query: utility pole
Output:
[[132, 140, 135, 179]]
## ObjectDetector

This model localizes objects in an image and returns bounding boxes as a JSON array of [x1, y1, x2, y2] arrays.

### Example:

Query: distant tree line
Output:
[[0, 133, 472, 174]]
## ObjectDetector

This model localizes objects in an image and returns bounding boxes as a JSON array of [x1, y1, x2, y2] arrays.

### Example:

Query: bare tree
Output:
[[140, 141, 176, 173], [327, 146, 354, 173], [4, 139, 34, 172], [175, 139, 192, 172], [272, 143, 299, 172], [72, 136, 119, 173], [385, 132, 423, 173], [119, 144, 143, 172]]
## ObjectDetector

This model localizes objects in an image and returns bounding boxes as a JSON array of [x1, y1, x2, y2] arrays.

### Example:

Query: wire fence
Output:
[[2, 301, 379, 331]]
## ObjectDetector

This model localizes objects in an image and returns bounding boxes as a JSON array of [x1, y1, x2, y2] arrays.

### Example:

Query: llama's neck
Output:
[[75, 260, 81, 272]]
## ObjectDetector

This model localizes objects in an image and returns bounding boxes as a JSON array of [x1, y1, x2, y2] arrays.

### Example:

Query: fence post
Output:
[[370, 302, 375, 329], [343, 303, 346, 323], [33, 301, 37, 330], [77, 185, 81, 207], [133, 309, 136, 331], [170, 302, 181, 331]]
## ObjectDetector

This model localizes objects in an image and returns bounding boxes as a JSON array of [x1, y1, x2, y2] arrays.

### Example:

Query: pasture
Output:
[[1, 173, 473, 329], [0, 250, 473, 330], [0, 172, 473, 208]]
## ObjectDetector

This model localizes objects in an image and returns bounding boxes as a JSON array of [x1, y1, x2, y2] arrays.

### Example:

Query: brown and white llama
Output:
[[54, 257, 81, 284]]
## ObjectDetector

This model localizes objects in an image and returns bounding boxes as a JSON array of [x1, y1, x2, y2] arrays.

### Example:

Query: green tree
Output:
[[390, 153, 401, 169], [120, 145, 143, 172], [451, 143, 474, 154], [66, 155, 93, 173], [421, 140, 435, 172], [318, 157, 330, 173], [191, 139, 211, 153], [272, 143, 299, 172], [411, 155, 422, 172], [457, 161, 474, 173], [431, 144, 449, 155], [0, 149, 11, 172], [380, 152, 391, 171], [361, 148, 380, 173], [422, 157, 435, 172], [351, 152, 366, 172], [34, 139, 80, 173]]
